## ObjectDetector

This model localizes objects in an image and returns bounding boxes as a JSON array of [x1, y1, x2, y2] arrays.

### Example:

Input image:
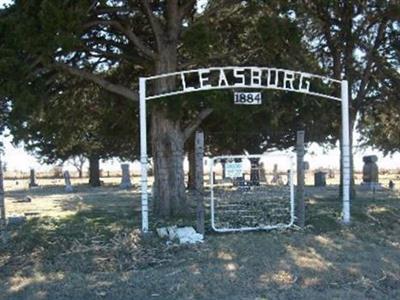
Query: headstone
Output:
[[63, 171, 74, 193], [221, 159, 227, 180], [29, 169, 38, 188], [314, 171, 327, 187], [249, 158, 260, 186], [286, 169, 291, 186], [120, 163, 132, 189], [259, 162, 267, 183], [271, 164, 283, 185], [389, 180, 394, 190], [362, 155, 379, 188]]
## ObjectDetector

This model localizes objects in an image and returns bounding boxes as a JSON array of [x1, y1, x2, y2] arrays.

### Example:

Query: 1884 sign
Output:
[[234, 92, 262, 105]]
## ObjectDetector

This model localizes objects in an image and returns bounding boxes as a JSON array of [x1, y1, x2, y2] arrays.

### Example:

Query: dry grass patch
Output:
[[0, 184, 399, 299]]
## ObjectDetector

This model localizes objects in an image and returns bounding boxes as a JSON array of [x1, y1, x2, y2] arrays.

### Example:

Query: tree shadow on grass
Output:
[[1, 185, 399, 299], [5, 184, 143, 221], [0, 207, 177, 298]]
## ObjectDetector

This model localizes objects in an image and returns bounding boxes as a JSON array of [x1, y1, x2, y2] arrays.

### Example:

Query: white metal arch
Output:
[[139, 66, 350, 232]]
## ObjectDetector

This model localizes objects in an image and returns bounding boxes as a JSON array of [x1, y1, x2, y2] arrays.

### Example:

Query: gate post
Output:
[[341, 80, 351, 224], [139, 78, 149, 232], [195, 130, 205, 235]]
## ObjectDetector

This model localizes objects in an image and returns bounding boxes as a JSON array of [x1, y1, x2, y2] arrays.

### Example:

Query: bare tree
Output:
[[71, 155, 86, 178]]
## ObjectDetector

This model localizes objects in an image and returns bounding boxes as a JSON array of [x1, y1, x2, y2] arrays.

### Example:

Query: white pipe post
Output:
[[341, 80, 351, 224], [290, 155, 295, 226], [210, 158, 216, 231], [139, 78, 149, 232]]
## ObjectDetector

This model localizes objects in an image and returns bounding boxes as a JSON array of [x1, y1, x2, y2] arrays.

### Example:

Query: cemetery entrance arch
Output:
[[139, 67, 351, 232]]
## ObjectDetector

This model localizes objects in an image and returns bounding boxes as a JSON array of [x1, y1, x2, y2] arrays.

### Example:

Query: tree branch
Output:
[[54, 63, 138, 102], [138, 0, 164, 49], [167, 0, 179, 39], [316, 3, 342, 80], [355, 19, 388, 109], [183, 108, 213, 141], [84, 20, 157, 60]]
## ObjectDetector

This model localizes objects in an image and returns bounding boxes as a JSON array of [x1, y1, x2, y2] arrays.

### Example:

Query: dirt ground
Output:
[[0, 178, 400, 300]]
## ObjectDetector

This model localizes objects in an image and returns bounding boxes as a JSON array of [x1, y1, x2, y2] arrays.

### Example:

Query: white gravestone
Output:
[[63, 171, 73, 193], [120, 163, 132, 189]]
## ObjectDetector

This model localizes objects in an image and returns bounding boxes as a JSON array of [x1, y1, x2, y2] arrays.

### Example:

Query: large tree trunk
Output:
[[88, 155, 101, 187], [151, 108, 186, 217], [150, 38, 189, 218]]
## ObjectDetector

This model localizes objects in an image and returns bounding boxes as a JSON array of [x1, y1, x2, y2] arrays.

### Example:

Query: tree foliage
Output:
[[3, 0, 391, 216], [293, 0, 400, 121], [184, 1, 341, 155], [8, 75, 138, 164], [358, 69, 400, 155], [291, 0, 400, 194]]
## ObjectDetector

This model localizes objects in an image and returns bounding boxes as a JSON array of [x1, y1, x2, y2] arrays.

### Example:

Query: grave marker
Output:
[[29, 169, 38, 188], [271, 164, 283, 185], [314, 171, 327, 187], [63, 171, 73, 193], [120, 164, 132, 189], [249, 158, 261, 186], [362, 155, 379, 189]]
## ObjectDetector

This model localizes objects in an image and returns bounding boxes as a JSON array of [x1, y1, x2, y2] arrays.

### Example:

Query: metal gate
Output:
[[210, 154, 295, 232]]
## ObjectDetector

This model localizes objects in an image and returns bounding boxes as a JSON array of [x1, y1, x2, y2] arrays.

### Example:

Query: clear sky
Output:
[[1, 0, 399, 173]]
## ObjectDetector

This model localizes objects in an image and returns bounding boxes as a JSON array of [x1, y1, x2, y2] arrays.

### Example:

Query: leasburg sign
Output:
[[144, 67, 341, 101]]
